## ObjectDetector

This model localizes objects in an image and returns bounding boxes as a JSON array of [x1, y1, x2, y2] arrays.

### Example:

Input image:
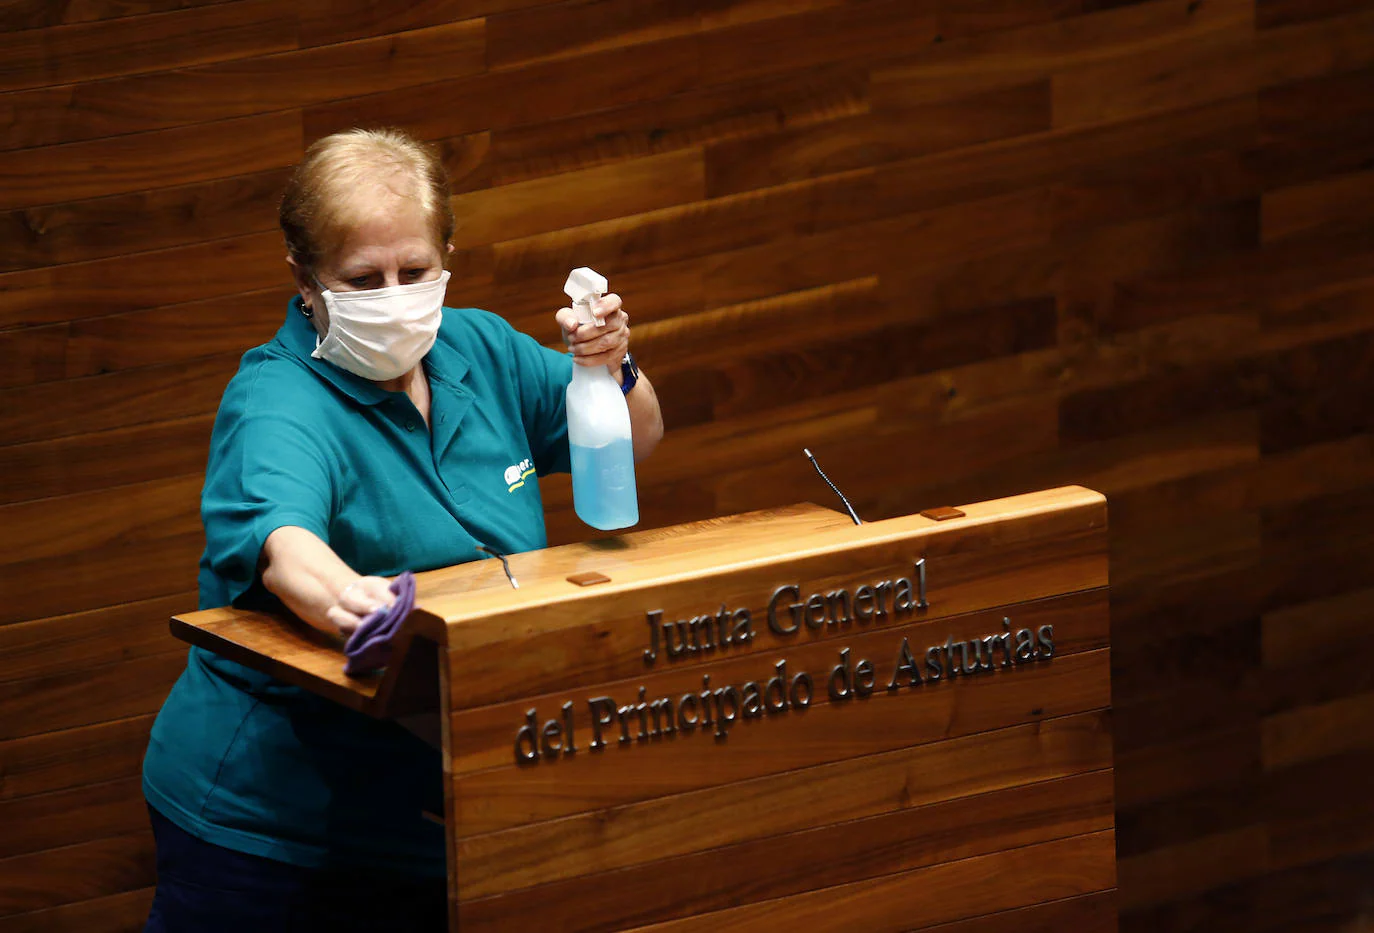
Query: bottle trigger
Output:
[[576, 298, 602, 328], [565, 267, 608, 327]]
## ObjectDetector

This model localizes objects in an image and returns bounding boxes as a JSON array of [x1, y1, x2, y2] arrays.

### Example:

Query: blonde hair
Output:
[[279, 128, 455, 271]]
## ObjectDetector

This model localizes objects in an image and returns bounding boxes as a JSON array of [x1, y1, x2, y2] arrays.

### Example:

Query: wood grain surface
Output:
[[3, 0, 1373, 929]]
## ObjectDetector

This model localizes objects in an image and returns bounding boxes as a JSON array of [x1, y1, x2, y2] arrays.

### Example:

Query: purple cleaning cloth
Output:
[[343, 572, 416, 676]]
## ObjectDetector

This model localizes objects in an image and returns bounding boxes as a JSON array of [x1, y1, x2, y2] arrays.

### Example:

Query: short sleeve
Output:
[[507, 328, 573, 476], [201, 400, 335, 608]]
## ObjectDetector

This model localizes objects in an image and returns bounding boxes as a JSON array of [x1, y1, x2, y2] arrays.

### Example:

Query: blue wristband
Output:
[[619, 352, 640, 395]]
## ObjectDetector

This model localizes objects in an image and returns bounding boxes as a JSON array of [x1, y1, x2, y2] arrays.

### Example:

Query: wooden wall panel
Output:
[[1, 0, 1372, 929], [0, 112, 302, 209], [0, 19, 487, 151], [0, 1, 297, 92]]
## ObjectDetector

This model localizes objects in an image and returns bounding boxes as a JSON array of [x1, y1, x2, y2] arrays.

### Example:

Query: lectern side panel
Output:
[[926, 891, 1118, 933], [168, 611, 381, 713], [458, 769, 1114, 932], [446, 521, 1107, 708], [622, 831, 1118, 932], [456, 709, 1112, 904]]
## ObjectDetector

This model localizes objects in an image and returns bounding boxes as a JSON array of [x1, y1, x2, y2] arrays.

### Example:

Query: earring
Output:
[[301, 302, 314, 319]]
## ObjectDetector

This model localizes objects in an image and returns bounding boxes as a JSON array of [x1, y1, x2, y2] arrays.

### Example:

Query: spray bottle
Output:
[[563, 267, 639, 531]]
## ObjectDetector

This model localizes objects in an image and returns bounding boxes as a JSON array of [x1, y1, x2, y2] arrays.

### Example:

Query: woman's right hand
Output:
[[261, 526, 399, 638], [328, 575, 396, 637]]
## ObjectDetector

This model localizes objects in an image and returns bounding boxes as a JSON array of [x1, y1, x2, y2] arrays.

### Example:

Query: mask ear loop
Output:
[[301, 271, 322, 319], [303, 268, 341, 320]]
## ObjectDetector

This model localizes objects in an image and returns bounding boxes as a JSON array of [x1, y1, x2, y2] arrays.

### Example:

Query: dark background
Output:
[[2, 0, 1373, 928]]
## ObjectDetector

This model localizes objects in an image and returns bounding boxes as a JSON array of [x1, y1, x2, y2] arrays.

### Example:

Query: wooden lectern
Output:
[[172, 486, 1116, 932]]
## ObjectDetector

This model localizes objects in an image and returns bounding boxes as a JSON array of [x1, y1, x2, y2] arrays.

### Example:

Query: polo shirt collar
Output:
[[423, 323, 471, 393], [277, 296, 471, 404]]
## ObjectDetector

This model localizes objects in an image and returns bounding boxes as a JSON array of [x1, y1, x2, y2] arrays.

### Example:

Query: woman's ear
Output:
[[287, 255, 317, 310]]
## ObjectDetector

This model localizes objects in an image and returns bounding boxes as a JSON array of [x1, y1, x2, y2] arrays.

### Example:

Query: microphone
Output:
[[803, 448, 862, 526], [475, 543, 520, 589]]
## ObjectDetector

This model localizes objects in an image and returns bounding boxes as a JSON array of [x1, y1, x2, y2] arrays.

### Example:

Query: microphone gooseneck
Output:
[[476, 543, 520, 589], [803, 448, 862, 526]]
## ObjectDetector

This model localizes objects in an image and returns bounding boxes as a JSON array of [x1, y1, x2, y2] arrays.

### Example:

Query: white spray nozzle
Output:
[[564, 267, 608, 326]]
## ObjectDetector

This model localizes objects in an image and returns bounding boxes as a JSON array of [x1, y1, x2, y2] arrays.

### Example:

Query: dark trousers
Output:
[[144, 806, 448, 933]]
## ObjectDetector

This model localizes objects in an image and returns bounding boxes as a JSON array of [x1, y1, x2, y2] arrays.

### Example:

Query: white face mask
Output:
[[311, 270, 450, 382]]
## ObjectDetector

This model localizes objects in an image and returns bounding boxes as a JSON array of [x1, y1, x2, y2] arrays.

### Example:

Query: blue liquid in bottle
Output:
[[570, 437, 639, 530]]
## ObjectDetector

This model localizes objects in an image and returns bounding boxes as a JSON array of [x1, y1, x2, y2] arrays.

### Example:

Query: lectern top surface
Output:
[[415, 485, 1104, 629]]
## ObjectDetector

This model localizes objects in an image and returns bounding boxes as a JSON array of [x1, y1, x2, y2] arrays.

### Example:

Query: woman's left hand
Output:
[[556, 294, 629, 376]]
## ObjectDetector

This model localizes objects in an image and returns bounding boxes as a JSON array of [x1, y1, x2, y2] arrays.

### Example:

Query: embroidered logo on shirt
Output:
[[505, 458, 535, 492]]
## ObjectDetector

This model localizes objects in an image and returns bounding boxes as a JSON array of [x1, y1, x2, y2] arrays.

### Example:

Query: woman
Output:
[[141, 128, 663, 931]]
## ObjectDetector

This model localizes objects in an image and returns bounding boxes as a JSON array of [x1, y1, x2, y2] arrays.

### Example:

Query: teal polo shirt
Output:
[[143, 298, 572, 874]]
